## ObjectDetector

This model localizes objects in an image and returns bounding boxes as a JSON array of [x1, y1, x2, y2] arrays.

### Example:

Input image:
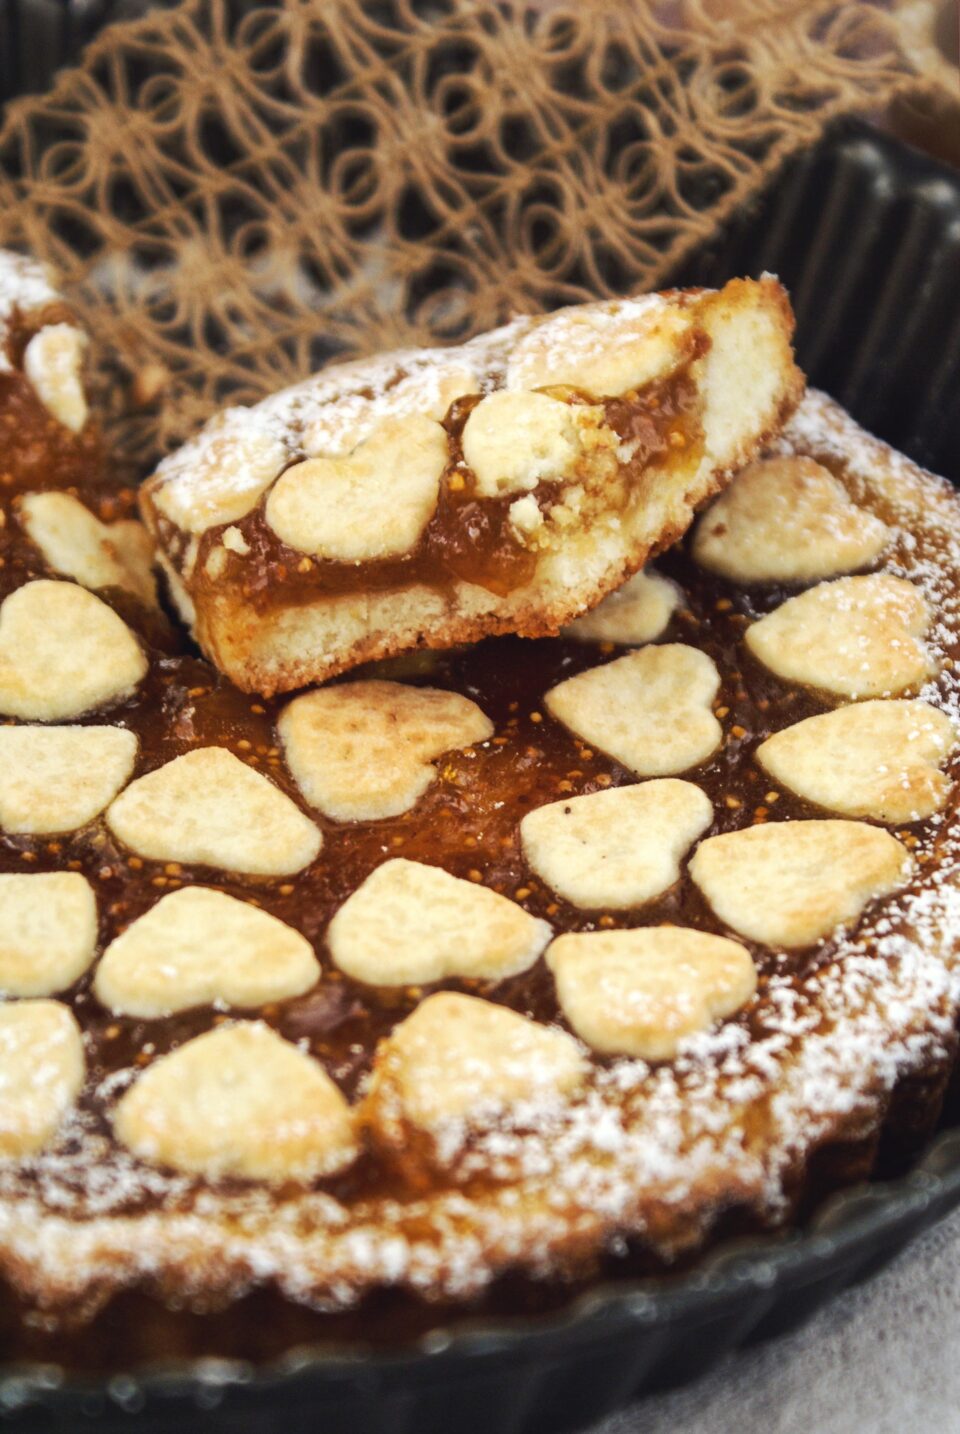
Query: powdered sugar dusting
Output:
[[143, 295, 673, 534], [146, 324, 519, 517]]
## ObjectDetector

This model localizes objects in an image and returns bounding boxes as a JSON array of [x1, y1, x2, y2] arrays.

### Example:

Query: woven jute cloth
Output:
[[0, 0, 949, 468]]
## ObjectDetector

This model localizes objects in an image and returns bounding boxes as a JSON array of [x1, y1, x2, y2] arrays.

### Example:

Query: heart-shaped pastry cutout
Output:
[[521, 779, 712, 909], [505, 294, 690, 396], [20, 492, 157, 608], [745, 575, 933, 699], [544, 644, 722, 776], [151, 407, 289, 533], [0, 872, 96, 997], [0, 1001, 85, 1158], [689, 819, 911, 948], [757, 700, 957, 823], [265, 414, 447, 561], [563, 568, 679, 645], [278, 679, 492, 822], [327, 858, 551, 986], [546, 926, 756, 1059], [461, 390, 584, 498], [23, 323, 88, 432], [0, 725, 137, 834], [693, 456, 889, 583], [0, 579, 147, 721], [114, 1022, 356, 1182], [106, 746, 321, 877], [301, 359, 477, 457], [95, 886, 320, 1017], [364, 992, 586, 1143]]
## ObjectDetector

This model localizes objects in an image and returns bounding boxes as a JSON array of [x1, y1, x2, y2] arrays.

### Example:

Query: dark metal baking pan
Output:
[[1, 108, 960, 1434]]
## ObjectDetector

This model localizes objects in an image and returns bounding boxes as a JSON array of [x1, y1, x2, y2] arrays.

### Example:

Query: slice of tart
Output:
[[141, 276, 802, 695]]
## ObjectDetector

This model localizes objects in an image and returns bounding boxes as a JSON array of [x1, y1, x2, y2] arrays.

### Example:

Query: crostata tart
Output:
[[0, 252, 958, 1363]]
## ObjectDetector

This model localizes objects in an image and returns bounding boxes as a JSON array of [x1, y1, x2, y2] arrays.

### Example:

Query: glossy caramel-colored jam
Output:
[[189, 365, 703, 609]]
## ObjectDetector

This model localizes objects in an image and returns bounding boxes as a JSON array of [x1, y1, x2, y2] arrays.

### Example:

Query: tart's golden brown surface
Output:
[[0, 254, 959, 1352]]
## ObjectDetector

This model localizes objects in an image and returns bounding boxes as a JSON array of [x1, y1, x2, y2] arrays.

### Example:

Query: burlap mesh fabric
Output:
[[0, 0, 944, 469]]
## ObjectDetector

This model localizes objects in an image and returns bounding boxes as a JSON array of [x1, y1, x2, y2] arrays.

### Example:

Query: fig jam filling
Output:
[[189, 365, 704, 610]]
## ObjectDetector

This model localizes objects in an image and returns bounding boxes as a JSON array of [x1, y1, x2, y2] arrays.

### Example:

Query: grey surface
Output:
[[594, 1203, 960, 1434]]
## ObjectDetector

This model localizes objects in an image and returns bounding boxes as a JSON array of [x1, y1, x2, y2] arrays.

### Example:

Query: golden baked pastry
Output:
[[0, 252, 959, 1362], [140, 277, 801, 694]]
